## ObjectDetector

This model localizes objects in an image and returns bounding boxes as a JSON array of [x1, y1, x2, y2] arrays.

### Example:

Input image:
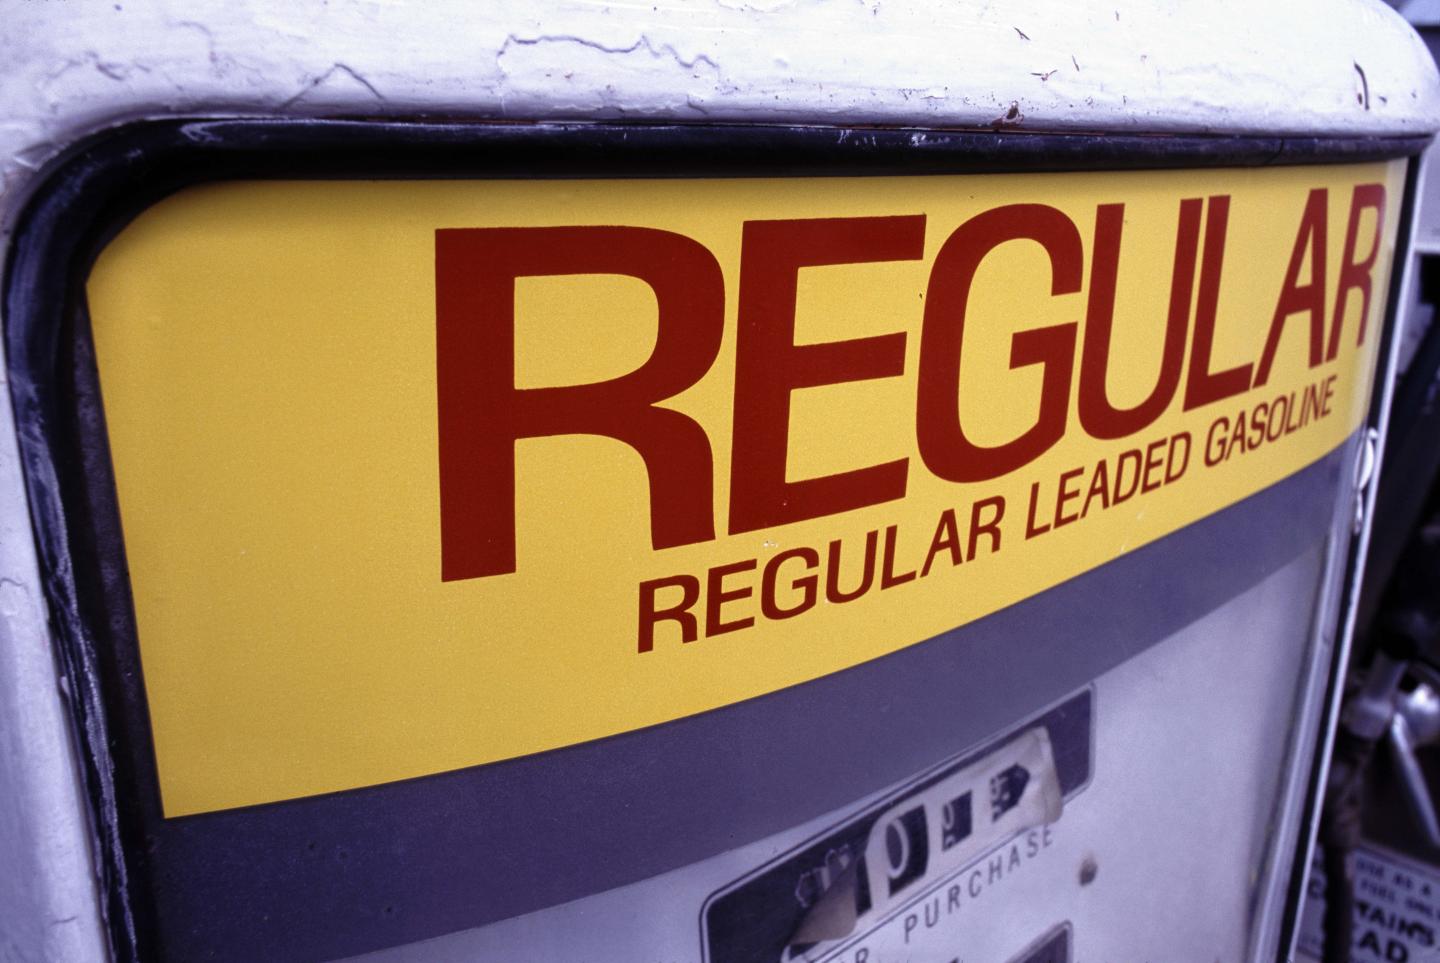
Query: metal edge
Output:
[[1275, 153, 1428, 961]]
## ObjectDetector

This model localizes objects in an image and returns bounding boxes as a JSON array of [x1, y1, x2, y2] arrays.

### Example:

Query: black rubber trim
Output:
[[1, 117, 1429, 962]]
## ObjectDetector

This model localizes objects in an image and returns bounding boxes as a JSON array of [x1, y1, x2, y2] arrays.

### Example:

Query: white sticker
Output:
[[1300, 846, 1440, 962]]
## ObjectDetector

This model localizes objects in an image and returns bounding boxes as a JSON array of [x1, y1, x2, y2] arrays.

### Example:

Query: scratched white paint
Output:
[[0, 0, 1439, 198], [2, 2, 1440, 961], [0, 385, 107, 957]]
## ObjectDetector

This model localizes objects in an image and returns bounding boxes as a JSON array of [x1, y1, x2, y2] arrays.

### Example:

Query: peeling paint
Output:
[[0, 0, 1434, 198], [497, 32, 722, 75], [281, 62, 387, 109]]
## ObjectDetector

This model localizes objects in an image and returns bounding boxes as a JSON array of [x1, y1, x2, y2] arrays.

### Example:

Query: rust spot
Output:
[[992, 101, 1024, 129]]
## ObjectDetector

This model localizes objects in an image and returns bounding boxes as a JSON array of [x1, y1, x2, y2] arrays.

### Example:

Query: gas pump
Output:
[[2, 3, 1438, 961]]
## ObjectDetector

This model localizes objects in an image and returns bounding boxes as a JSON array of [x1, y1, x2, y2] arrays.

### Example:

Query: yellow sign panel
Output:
[[87, 161, 1402, 816]]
